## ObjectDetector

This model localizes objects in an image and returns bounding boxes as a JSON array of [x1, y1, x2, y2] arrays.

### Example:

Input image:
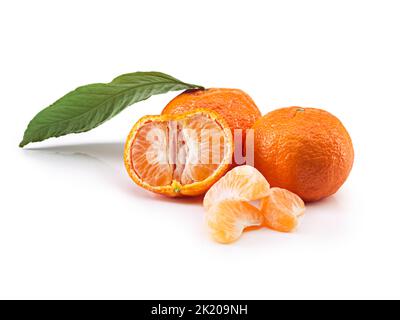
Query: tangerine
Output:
[[253, 107, 354, 202], [124, 109, 233, 197], [162, 88, 261, 164]]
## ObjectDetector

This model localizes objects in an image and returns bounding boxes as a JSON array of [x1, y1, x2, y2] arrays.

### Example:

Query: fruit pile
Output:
[[204, 165, 305, 243], [124, 88, 354, 244], [19, 72, 354, 243]]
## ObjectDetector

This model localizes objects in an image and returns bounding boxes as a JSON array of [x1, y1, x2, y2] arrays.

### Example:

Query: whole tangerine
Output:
[[162, 88, 261, 164], [253, 107, 354, 202]]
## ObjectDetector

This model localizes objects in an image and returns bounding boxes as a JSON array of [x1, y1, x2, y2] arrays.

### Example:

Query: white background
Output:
[[1, 0, 399, 300]]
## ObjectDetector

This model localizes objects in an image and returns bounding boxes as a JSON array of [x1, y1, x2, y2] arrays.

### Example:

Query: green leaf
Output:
[[19, 72, 203, 147]]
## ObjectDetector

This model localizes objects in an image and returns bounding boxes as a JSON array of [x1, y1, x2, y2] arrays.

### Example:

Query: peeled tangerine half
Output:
[[124, 109, 233, 197], [203, 165, 271, 244], [260, 188, 305, 233]]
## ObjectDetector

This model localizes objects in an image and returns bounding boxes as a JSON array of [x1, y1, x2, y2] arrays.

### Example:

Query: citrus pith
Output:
[[124, 109, 233, 197]]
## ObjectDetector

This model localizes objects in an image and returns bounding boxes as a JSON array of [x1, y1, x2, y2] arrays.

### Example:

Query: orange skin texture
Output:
[[253, 107, 354, 202], [162, 88, 261, 147]]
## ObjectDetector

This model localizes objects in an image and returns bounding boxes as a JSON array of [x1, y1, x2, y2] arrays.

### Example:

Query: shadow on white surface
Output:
[[22, 141, 204, 206], [306, 194, 342, 210], [21, 141, 141, 197], [24, 142, 125, 164], [20, 142, 351, 233]]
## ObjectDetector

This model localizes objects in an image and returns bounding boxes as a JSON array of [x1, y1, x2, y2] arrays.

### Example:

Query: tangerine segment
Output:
[[203, 165, 270, 211], [260, 188, 305, 233], [124, 109, 233, 197], [206, 200, 263, 244]]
